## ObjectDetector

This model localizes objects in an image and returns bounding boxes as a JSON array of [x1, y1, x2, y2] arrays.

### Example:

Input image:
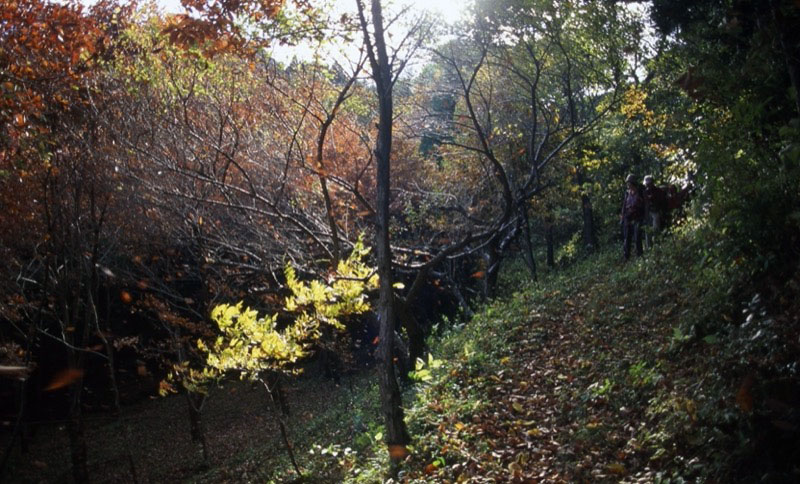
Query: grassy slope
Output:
[[385, 225, 799, 483]]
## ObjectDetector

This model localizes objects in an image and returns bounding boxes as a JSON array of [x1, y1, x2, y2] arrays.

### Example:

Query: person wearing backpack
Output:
[[620, 174, 645, 260], [643, 175, 668, 247]]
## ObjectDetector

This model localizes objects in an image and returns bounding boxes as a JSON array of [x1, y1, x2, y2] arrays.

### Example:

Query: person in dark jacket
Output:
[[643, 175, 668, 247], [620, 174, 644, 260]]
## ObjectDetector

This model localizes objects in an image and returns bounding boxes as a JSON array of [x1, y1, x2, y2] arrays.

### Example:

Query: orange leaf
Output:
[[388, 445, 409, 459], [372, 336, 380, 345], [470, 271, 485, 279], [120, 290, 133, 304], [43, 368, 84, 391]]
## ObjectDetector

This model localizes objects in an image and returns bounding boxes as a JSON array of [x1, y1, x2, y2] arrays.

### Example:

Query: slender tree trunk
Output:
[[446, 261, 474, 318], [520, 205, 538, 281], [102, 344, 139, 483], [262, 379, 301, 476], [581, 193, 598, 252], [186, 392, 209, 467], [397, 302, 424, 368], [95, 289, 139, 483], [66, 291, 91, 484], [67, 375, 89, 484], [576, 170, 597, 252], [314, 65, 363, 267], [376, 302, 410, 450], [545, 217, 555, 268], [483, 244, 502, 300], [484, 219, 521, 298], [358, 0, 411, 465]]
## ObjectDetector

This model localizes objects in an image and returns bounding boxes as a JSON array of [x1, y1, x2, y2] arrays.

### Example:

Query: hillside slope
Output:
[[390, 227, 800, 483]]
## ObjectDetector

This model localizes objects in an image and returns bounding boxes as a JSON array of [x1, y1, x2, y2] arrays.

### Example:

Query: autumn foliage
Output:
[[0, 0, 132, 168]]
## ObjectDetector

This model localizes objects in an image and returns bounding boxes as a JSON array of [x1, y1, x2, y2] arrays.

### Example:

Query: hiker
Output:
[[643, 175, 668, 247], [669, 173, 695, 222], [620, 174, 644, 260]]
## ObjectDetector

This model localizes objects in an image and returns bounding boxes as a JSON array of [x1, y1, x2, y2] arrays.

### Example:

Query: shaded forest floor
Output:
[[5, 225, 800, 483], [3, 364, 383, 483]]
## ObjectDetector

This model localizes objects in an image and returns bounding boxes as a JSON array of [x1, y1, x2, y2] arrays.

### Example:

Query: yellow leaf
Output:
[[512, 402, 524, 413], [607, 462, 626, 475], [526, 428, 541, 437]]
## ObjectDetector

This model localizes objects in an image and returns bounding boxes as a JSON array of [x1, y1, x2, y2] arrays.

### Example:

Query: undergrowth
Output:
[[21, 219, 790, 483], [297, 219, 800, 483]]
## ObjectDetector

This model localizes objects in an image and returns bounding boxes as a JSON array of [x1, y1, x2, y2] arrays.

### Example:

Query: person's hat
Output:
[[625, 174, 636, 184], [643, 175, 654, 186]]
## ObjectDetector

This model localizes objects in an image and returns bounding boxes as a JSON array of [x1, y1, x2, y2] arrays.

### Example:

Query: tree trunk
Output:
[[359, 0, 411, 464], [262, 379, 301, 476], [581, 193, 598, 252], [520, 205, 538, 281], [545, 217, 555, 268], [103, 347, 139, 483], [376, 302, 411, 449], [96, 287, 139, 483], [576, 169, 598, 252], [186, 392, 209, 467], [67, 380, 89, 484], [483, 243, 502, 300], [396, 301, 424, 368], [65, 291, 91, 484]]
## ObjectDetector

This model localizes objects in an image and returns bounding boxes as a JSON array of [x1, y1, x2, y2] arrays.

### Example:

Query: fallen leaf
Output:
[[43, 368, 84, 391], [388, 444, 410, 459], [607, 462, 627, 475]]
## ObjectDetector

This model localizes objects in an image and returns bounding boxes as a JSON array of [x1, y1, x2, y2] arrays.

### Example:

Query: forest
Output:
[[1, 0, 799, 482]]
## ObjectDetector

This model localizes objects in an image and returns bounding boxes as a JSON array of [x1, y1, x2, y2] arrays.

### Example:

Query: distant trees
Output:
[[410, 0, 636, 296]]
